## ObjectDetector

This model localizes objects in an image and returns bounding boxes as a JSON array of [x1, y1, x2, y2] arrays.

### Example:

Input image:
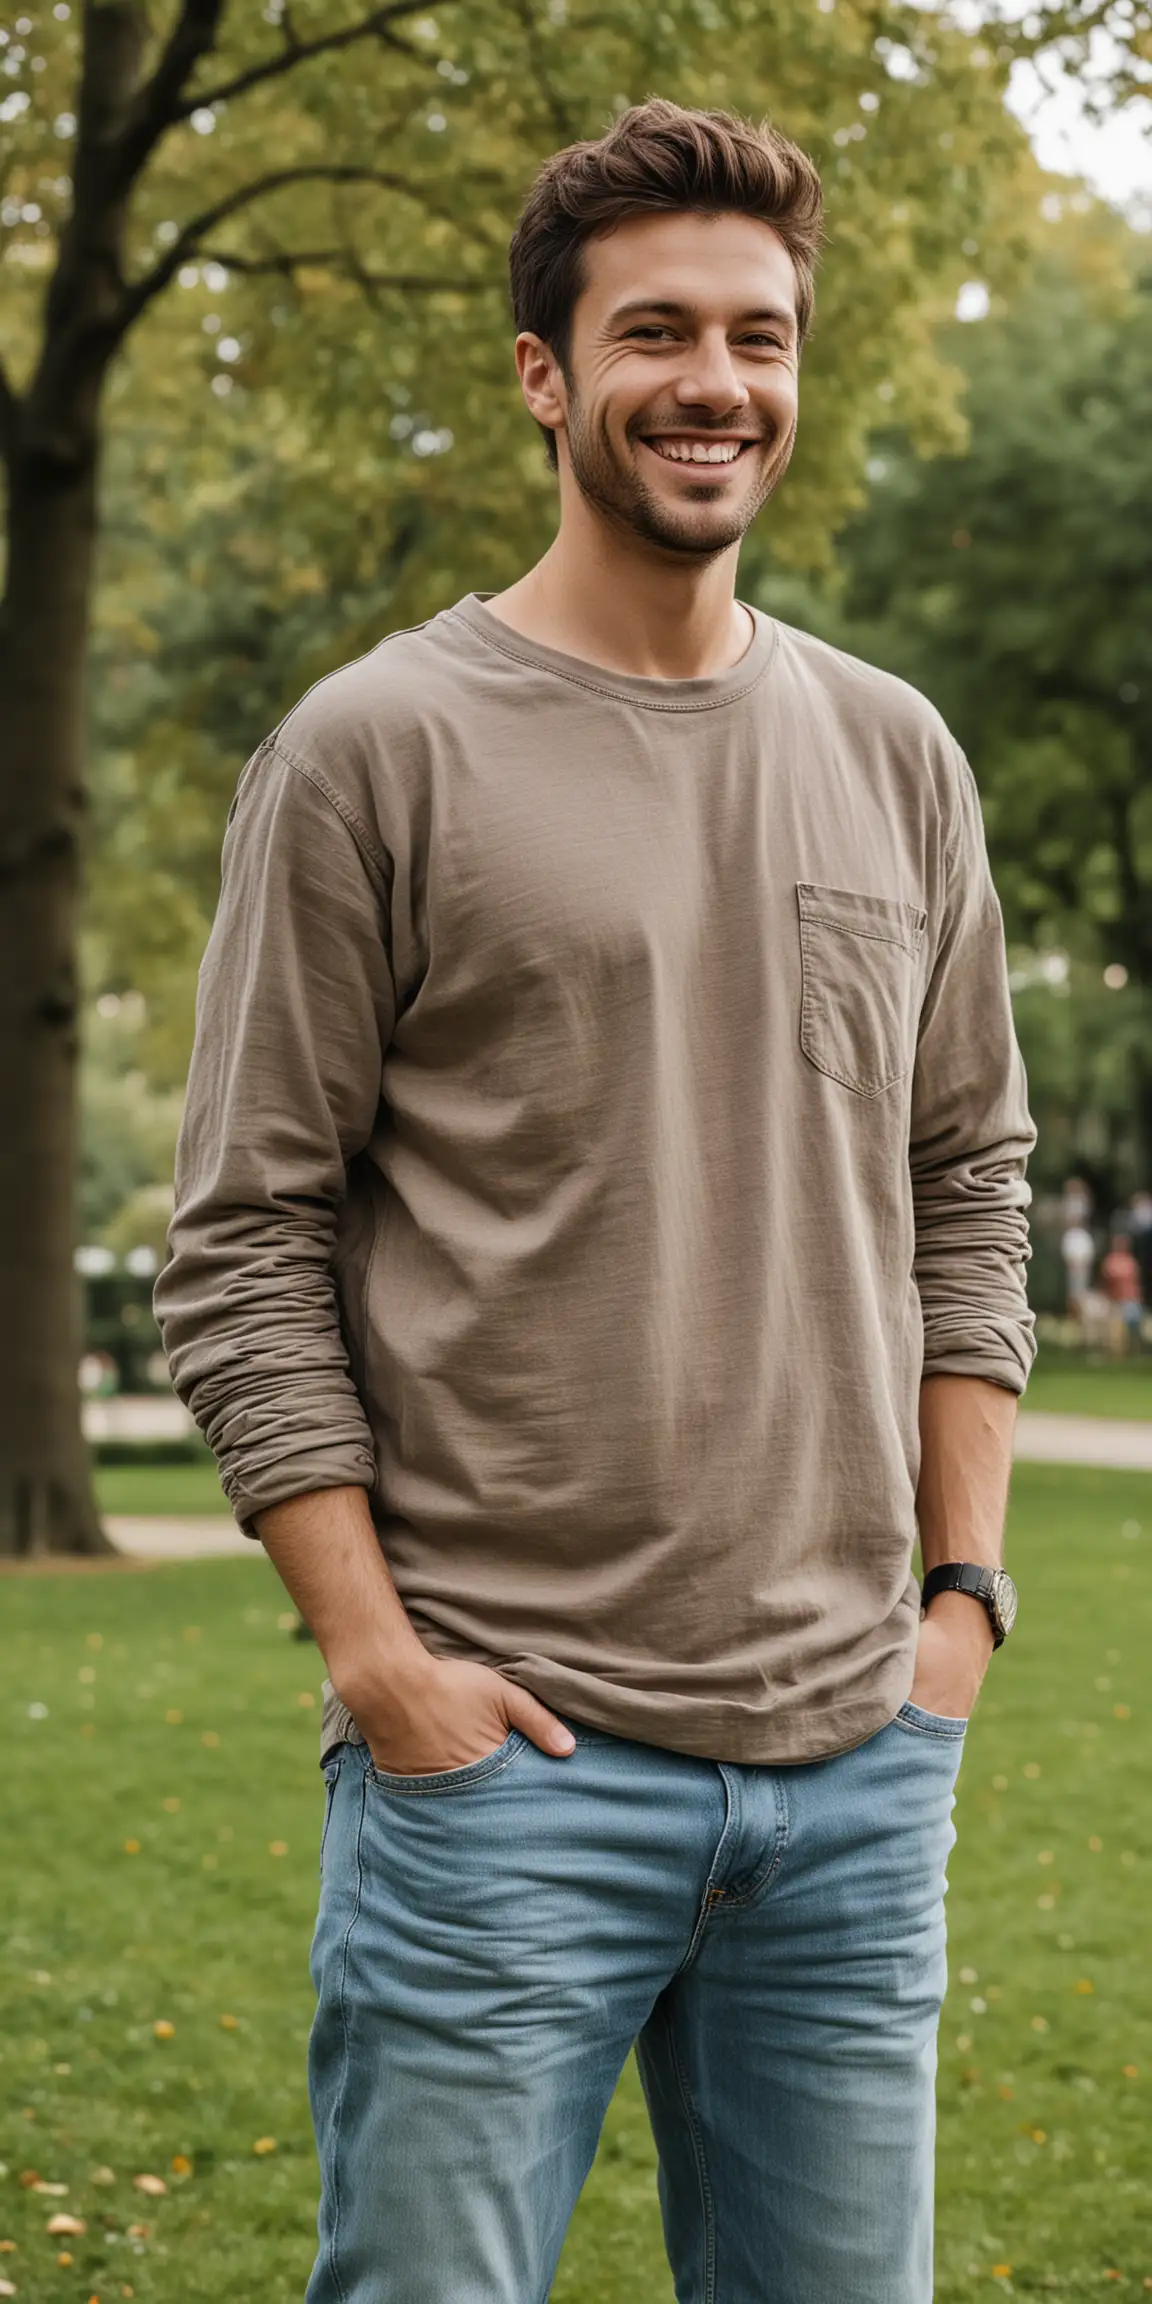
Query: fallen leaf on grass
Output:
[[131, 2175, 166, 2197], [252, 2138, 277, 2157], [46, 2215, 86, 2235], [58, 2251, 74, 2267], [16, 2172, 39, 2188], [169, 2156, 192, 2177], [152, 2021, 175, 2040], [0, 2279, 16, 2297], [1123, 2065, 1139, 2078], [123, 1841, 140, 1857], [268, 1841, 288, 1857], [1074, 1980, 1095, 1995], [201, 1731, 220, 1748], [90, 2168, 115, 2185], [30, 2182, 68, 2197], [127, 2223, 150, 2240], [218, 2014, 238, 2031], [164, 1710, 182, 1726]]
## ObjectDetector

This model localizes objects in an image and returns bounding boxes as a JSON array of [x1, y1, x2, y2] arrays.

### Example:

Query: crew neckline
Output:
[[448, 591, 778, 715]]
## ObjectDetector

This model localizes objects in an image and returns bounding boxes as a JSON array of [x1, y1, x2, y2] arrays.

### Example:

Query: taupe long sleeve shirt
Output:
[[154, 596, 1036, 1766]]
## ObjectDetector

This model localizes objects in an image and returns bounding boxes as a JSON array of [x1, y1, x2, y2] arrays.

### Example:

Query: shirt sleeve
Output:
[[152, 740, 396, 1533], [909, 749, 1037, 1395]]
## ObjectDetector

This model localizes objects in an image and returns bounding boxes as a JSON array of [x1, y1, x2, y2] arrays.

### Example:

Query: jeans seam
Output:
[[323, 1758, 367, 2303], [365, 1732, 526, 1797], [663, 2001, 717, 2304], [725, 1769, 792, 1908], [675, 1769, 737, 1977]]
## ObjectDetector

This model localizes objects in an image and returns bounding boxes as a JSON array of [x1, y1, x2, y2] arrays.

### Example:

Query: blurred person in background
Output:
[[1127, 1188, 1152, 1308], [1101, 1230, 1143, 1357], [156, 100, 1035, 2304], [1061, 1215, 1096, 1323], [1061, 1172, 1094, 1229]]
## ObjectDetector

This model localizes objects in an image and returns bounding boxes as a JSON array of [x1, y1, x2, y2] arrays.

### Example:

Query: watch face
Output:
[[992, 1569, 1019, 1639]]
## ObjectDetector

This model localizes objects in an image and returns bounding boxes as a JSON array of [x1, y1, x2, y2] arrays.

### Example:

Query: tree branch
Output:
[[110, 0, 227, 197], [508, 0, 576, 143], [172, 0, 452, 119], [196, 245, 495, 294], [117, 162, 499, 333]]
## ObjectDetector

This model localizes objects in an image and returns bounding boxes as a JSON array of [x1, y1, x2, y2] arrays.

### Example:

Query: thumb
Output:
[[501, 1681, 576, 1757]]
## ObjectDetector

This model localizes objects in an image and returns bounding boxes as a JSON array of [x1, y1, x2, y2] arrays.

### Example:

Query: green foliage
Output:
[[1009, 957, 1152, 1203], [79, 983, 183, 1238]]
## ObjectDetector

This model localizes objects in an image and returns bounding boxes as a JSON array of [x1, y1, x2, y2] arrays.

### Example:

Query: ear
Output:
[[515, 331, 567, 445]]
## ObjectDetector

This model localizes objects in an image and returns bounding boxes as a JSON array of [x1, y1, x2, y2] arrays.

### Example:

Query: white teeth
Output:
[[649, 438, 746, 464]]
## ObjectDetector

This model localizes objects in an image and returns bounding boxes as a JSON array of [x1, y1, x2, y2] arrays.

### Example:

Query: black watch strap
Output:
[[920, 1562, 1008, 1647]]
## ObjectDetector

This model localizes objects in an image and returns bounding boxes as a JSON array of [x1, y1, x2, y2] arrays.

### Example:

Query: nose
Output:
[[673, 328, 750, 416]]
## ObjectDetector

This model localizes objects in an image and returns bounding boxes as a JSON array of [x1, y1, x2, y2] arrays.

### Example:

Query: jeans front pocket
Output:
[[366, 1727, 528, 1797], [892, 1699, 968, 1741], [796, 882, 927, 1096]]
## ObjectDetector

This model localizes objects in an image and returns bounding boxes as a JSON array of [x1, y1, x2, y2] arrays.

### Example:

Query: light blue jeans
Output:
[[305, 1699, 965, 2303]]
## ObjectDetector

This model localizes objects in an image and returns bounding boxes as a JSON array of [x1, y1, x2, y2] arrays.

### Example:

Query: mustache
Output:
[[625, 409, 775, 444]]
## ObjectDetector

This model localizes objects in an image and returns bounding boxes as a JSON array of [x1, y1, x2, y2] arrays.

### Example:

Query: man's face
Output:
[[539, 210, 801, 558]]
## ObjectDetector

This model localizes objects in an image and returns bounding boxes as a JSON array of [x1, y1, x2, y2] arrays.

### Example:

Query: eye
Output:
[[624, 325, 677, 342], [739, 333, 788, 350]]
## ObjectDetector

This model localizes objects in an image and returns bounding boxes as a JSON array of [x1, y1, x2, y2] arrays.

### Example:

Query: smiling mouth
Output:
[[642, 436, 758, 466]]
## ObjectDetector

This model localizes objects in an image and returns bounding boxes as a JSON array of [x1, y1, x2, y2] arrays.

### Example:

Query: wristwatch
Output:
[[920, 1562, 1018, 1649]]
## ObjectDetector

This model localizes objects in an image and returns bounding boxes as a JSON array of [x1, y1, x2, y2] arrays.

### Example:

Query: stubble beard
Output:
[[562, 391, 794, 560]]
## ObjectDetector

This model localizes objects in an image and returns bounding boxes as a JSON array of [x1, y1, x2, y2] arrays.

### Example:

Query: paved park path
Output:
[[97, 1411, 1152, 1563]]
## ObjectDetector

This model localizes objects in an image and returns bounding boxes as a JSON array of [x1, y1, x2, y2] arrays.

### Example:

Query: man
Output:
[[156, 98, 1035, 2304], [1100, 1230, 1143, 1356]]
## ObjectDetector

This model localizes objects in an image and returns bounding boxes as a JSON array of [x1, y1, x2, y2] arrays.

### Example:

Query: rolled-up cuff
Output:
[[224, 1453, 377, 1540], [920, 1343, 1034, 1397]]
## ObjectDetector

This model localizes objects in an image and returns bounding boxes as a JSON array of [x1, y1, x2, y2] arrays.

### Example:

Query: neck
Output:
[[488, 485, 751, 680]]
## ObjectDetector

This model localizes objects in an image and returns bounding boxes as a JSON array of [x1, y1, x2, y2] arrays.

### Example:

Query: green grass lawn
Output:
[[2, 1462, 1150, 2300], [94, 1460, 230, 1518], [1024, 1351, 1152, 1423]]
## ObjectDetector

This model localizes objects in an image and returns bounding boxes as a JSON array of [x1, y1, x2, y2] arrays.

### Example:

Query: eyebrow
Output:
[[607, 297, 797, 333]]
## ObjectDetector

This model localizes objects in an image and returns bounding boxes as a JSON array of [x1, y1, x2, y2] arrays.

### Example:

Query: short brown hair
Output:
[[509, 98, 824, 464]]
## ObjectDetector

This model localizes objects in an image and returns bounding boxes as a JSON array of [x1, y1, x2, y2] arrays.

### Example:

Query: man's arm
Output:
[[910, 1373, 1015, 1715], [155, 741, 573, 1771], [907, 748, 1036, 1713], [255, 1485, 576, 1770]]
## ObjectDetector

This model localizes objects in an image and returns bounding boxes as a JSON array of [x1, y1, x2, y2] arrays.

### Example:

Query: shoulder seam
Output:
[[944, 746, 978, 877], [267, 738, 389, 886]]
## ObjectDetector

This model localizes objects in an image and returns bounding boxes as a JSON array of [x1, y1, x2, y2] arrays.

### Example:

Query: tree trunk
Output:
[[0, 446, 112, 1556]]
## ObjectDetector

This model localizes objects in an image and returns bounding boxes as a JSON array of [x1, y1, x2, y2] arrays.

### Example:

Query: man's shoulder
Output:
[[771, 617, 958, 761], [269, 606, 467, 772]]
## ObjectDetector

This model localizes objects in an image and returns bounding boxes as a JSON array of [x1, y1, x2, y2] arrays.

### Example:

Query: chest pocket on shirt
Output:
[[796, 882, 927, 1097]]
